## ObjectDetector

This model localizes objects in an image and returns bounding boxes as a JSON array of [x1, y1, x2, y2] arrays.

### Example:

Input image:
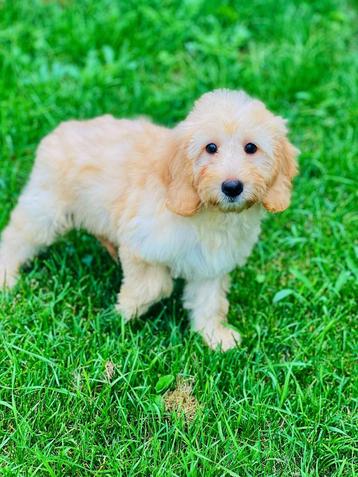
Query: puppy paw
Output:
[[0, 265, 17, 290], [201, 325, 241, 352], [115, 298, 148, 322], [115, 301, 136, 322]]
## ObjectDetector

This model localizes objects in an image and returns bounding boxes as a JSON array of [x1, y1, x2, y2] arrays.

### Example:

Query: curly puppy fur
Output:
[[0, 89, 298, 350]]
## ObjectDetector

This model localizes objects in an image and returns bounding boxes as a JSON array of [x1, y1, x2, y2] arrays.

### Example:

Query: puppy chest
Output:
[[124, 209, 262, 279], [172, 225, 259, 278]]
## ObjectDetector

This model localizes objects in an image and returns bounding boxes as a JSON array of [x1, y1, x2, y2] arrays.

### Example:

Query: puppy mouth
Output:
[[216, 195, 248, 212], [200, 187, 254, 212]]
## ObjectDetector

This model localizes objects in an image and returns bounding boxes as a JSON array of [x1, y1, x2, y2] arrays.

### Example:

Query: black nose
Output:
[[221, 179, 244, 198]]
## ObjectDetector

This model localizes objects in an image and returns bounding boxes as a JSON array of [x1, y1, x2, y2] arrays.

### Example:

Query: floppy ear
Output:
[[263, 136, 299, 213], [166, 141, 201, 216]]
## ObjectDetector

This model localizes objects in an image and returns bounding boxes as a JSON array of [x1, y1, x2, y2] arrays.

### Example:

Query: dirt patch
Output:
[[105, 361, 115, 381], [164, 376, 199, 422]]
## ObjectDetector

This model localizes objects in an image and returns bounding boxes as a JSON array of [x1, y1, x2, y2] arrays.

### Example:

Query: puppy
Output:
[[0, 90, 298, 350]]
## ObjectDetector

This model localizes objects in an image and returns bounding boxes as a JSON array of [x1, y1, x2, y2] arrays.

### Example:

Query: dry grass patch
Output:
[[164, 376, 200, 422]]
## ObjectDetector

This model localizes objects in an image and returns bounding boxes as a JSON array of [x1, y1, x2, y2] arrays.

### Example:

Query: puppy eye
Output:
[[244, 143, 258, 154], [205, 143, 218, 154]]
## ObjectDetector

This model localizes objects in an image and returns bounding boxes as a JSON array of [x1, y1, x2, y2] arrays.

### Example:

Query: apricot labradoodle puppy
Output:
[[0, 89, 298, 350]]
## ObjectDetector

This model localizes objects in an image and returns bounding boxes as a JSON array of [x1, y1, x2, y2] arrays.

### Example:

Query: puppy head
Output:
[[166, 89, 299, 216]]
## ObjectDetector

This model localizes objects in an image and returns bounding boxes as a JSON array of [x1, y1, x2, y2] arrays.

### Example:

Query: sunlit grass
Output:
[[0, 0, 357, 475]]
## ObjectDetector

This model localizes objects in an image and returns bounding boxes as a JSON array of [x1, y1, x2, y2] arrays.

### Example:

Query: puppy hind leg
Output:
[[116, 247, 173, 321], [0, 185, 69, 288]]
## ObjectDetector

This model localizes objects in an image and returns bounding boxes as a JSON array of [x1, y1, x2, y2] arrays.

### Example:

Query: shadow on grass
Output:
[[19, 230, 191, 333]]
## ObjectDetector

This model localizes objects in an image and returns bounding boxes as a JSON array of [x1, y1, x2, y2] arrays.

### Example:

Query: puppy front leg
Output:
[[183, 275, 241, 351], [116, 246, 173, 321]]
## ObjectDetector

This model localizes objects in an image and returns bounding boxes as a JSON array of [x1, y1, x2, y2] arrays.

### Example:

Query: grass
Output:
[[0, 0, 357, 475]]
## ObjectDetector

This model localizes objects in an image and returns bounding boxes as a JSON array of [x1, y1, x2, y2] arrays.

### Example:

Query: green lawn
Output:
[[0, 0, 357, 475]]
